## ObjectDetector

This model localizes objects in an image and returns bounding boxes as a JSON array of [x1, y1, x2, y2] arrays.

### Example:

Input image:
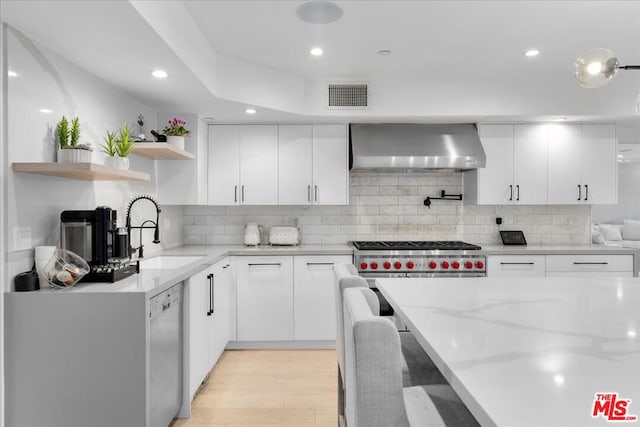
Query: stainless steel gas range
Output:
[[352, 240, 486, 278], [351, 240, 486, 318]]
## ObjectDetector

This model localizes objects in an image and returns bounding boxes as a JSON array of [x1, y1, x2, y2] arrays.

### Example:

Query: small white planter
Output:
[[166, 135, 185, 151], [57, 148, 92, 163], [104, 156, 130, 170]]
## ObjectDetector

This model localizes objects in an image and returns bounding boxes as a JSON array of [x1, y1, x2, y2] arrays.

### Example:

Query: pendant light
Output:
[[574, 48, 640, 88]]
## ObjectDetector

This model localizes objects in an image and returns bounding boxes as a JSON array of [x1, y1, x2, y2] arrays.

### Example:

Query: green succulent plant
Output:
[[116, 123, 134, 157], [70, 117, 80, 147], [56, 116, 70, 149], [101, 131, 118, 157]]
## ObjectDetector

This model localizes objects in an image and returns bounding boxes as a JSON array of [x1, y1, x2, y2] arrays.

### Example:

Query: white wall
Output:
[[592, 162, 640, 224], [5, 25, 184, 288], [184, 172, 591, 245], [1, 21, 7, 427]]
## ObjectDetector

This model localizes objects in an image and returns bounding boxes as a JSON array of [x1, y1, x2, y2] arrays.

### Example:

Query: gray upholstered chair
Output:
[[343, 287, 480, 427]]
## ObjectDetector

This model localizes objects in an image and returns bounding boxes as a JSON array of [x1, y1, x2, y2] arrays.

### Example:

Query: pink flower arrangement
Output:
[[162, 118, 191, 136]]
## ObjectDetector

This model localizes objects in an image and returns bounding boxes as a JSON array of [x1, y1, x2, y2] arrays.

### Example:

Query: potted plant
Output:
[[56, 116, 93, 163], [162, 118, 191, 150], [101, 130, 120, 169], [113, 123, 134, 170]]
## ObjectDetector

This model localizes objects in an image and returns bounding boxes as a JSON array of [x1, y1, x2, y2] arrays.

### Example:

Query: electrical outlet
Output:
[[13, 226, 32, 252], [496, 217, 503, 225]]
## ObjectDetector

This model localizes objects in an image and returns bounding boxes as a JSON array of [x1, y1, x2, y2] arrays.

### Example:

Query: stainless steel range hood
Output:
[[349, 123, 486, 171]]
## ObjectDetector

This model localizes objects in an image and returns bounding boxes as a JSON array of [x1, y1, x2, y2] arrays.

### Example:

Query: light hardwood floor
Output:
[[172, 350, 338, 427]]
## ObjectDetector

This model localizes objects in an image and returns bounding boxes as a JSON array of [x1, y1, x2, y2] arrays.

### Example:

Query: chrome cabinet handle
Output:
[[516, 184, 520, 201], [207, 273, 213, 316], [234, 185, 238, 203], [509, 185, 513, 201], [307, 185, 311, 202], [573, 262, 608, 265], [500, 262, 534, 265], [314, 185, 318, 202], [248, 263, 281, 267], [306, 262, 334, 266], [241, 185, 245, 202], [585, 184, 589, 201], [577, 184, 581, 201]]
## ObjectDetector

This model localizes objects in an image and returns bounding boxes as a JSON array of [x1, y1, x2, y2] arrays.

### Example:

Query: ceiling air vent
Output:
[[327, 82, 368, 109]]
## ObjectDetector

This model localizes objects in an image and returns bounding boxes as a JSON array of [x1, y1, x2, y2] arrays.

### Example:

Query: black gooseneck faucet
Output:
[[126, 195, 161, 258]]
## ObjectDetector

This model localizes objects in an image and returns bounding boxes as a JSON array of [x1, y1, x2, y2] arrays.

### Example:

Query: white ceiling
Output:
[[2, 0, 640, 137]]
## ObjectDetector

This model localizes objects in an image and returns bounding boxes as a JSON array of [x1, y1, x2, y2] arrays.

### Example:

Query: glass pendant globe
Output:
[[574, 48, 620, 88]]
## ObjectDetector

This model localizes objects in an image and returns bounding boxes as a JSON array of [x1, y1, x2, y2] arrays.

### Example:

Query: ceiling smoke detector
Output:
[[296, 1, 343, 24]]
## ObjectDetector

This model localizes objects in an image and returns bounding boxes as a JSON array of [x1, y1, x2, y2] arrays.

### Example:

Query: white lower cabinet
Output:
[[487, 254, 633, 277], [487, 255, 545, 277], [184, 258, 234, 409], [236, 256, 295, 341], [546, 254, 633, 277], [294, 255, 352, 340], [235, 254, 351, 343]]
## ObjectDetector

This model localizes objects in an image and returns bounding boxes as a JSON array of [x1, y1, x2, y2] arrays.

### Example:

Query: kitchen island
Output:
[[377, 276, 640, 427]]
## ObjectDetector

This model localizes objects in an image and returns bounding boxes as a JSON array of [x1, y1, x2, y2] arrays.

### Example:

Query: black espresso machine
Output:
[[60, 207, 138, 282]]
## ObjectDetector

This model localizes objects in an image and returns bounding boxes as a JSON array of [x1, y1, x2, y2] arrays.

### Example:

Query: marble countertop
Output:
[[377, 277, 640, 427], [480, 244, 639, 255], [26, 244, 353, 298]]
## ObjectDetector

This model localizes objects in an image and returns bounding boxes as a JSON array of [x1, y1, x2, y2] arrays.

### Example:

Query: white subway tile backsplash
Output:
[[184, 172, 591, 245]]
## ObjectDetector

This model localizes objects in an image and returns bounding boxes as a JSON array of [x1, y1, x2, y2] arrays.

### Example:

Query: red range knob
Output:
[[394, 262, 402, 269], [429, 261, 437, 269], [406, 261, 415, 269], [452, 261, 460, 269], [465, 261, 473, 269], [383, 262, 391, 270], [441, 261, 450, 269], [360, 262, 368, 270], [476, 261, 484, 269], [371, 262, 378, 270]]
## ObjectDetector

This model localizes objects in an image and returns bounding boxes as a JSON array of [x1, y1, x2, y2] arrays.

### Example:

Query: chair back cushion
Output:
[[333, 264, 377, 383], [343, 287, 410, 427]]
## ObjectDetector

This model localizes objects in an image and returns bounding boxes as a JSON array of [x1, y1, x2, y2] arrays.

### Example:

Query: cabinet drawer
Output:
[[487, 255, 545, 277], [546, 255, 633, 272]]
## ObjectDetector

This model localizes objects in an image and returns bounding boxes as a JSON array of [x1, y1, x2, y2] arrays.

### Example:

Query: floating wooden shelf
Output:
[[12, 162, 151, 181], [130, 142, 195, 160]]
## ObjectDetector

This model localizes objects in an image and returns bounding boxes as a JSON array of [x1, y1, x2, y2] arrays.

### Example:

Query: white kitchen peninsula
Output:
[[377, 277, 640, 427]]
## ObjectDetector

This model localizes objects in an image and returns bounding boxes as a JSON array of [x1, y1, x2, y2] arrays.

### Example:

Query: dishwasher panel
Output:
[[150, 283, 184, 427]]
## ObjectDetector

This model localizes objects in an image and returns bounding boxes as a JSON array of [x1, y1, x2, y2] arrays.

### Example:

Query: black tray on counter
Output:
[[82, 260, 140, 283]]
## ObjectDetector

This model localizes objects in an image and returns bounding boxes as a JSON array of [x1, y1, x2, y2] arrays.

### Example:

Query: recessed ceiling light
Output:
[[378, 50, 392, 56], [245, 108, 256, 115], [39, 108, 52, 114], [524, 49, 540, 57], [151, 69, 168, 79], [310, 47, 324, 56], [296, 1, 343, 24], [8, 70, 17, 77]]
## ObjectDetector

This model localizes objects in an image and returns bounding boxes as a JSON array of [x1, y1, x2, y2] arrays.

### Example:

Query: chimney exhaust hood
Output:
[[349, 123, 486, 171]]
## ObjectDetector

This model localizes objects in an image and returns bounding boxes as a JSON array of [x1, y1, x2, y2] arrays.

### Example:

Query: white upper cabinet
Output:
[[278, 125, 314, 205], [278, 124, 349, 205], [312, 125, 349, 205], [547, 124, 617, 204], [474, 125, 514, 204], [581, 124, 617, 204], [208, 125, 278, 205], [472, 124, 547, 204], [513, 124, 548, 204], [467, 123, 616, 206]]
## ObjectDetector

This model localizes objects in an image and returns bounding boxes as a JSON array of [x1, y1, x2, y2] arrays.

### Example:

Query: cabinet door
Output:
[[208, 125, 240, 205], [208, 259, 233, 367], [186, 267, 214, 401], [547, 124, 582, 204], [239, 125, 279, 205], [293, 255, 352, 340], [487, 255, 545, 277], [279, 125, 313, 205], [312, 125, 349, 205], [581, 124, 617, 204], [477, 125, 515, 204], [514, 125, 548, 204], [236, 256, 294, 341]]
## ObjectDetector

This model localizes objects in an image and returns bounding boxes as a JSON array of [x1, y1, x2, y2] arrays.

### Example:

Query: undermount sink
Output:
[[139, 255, 205, 270]]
